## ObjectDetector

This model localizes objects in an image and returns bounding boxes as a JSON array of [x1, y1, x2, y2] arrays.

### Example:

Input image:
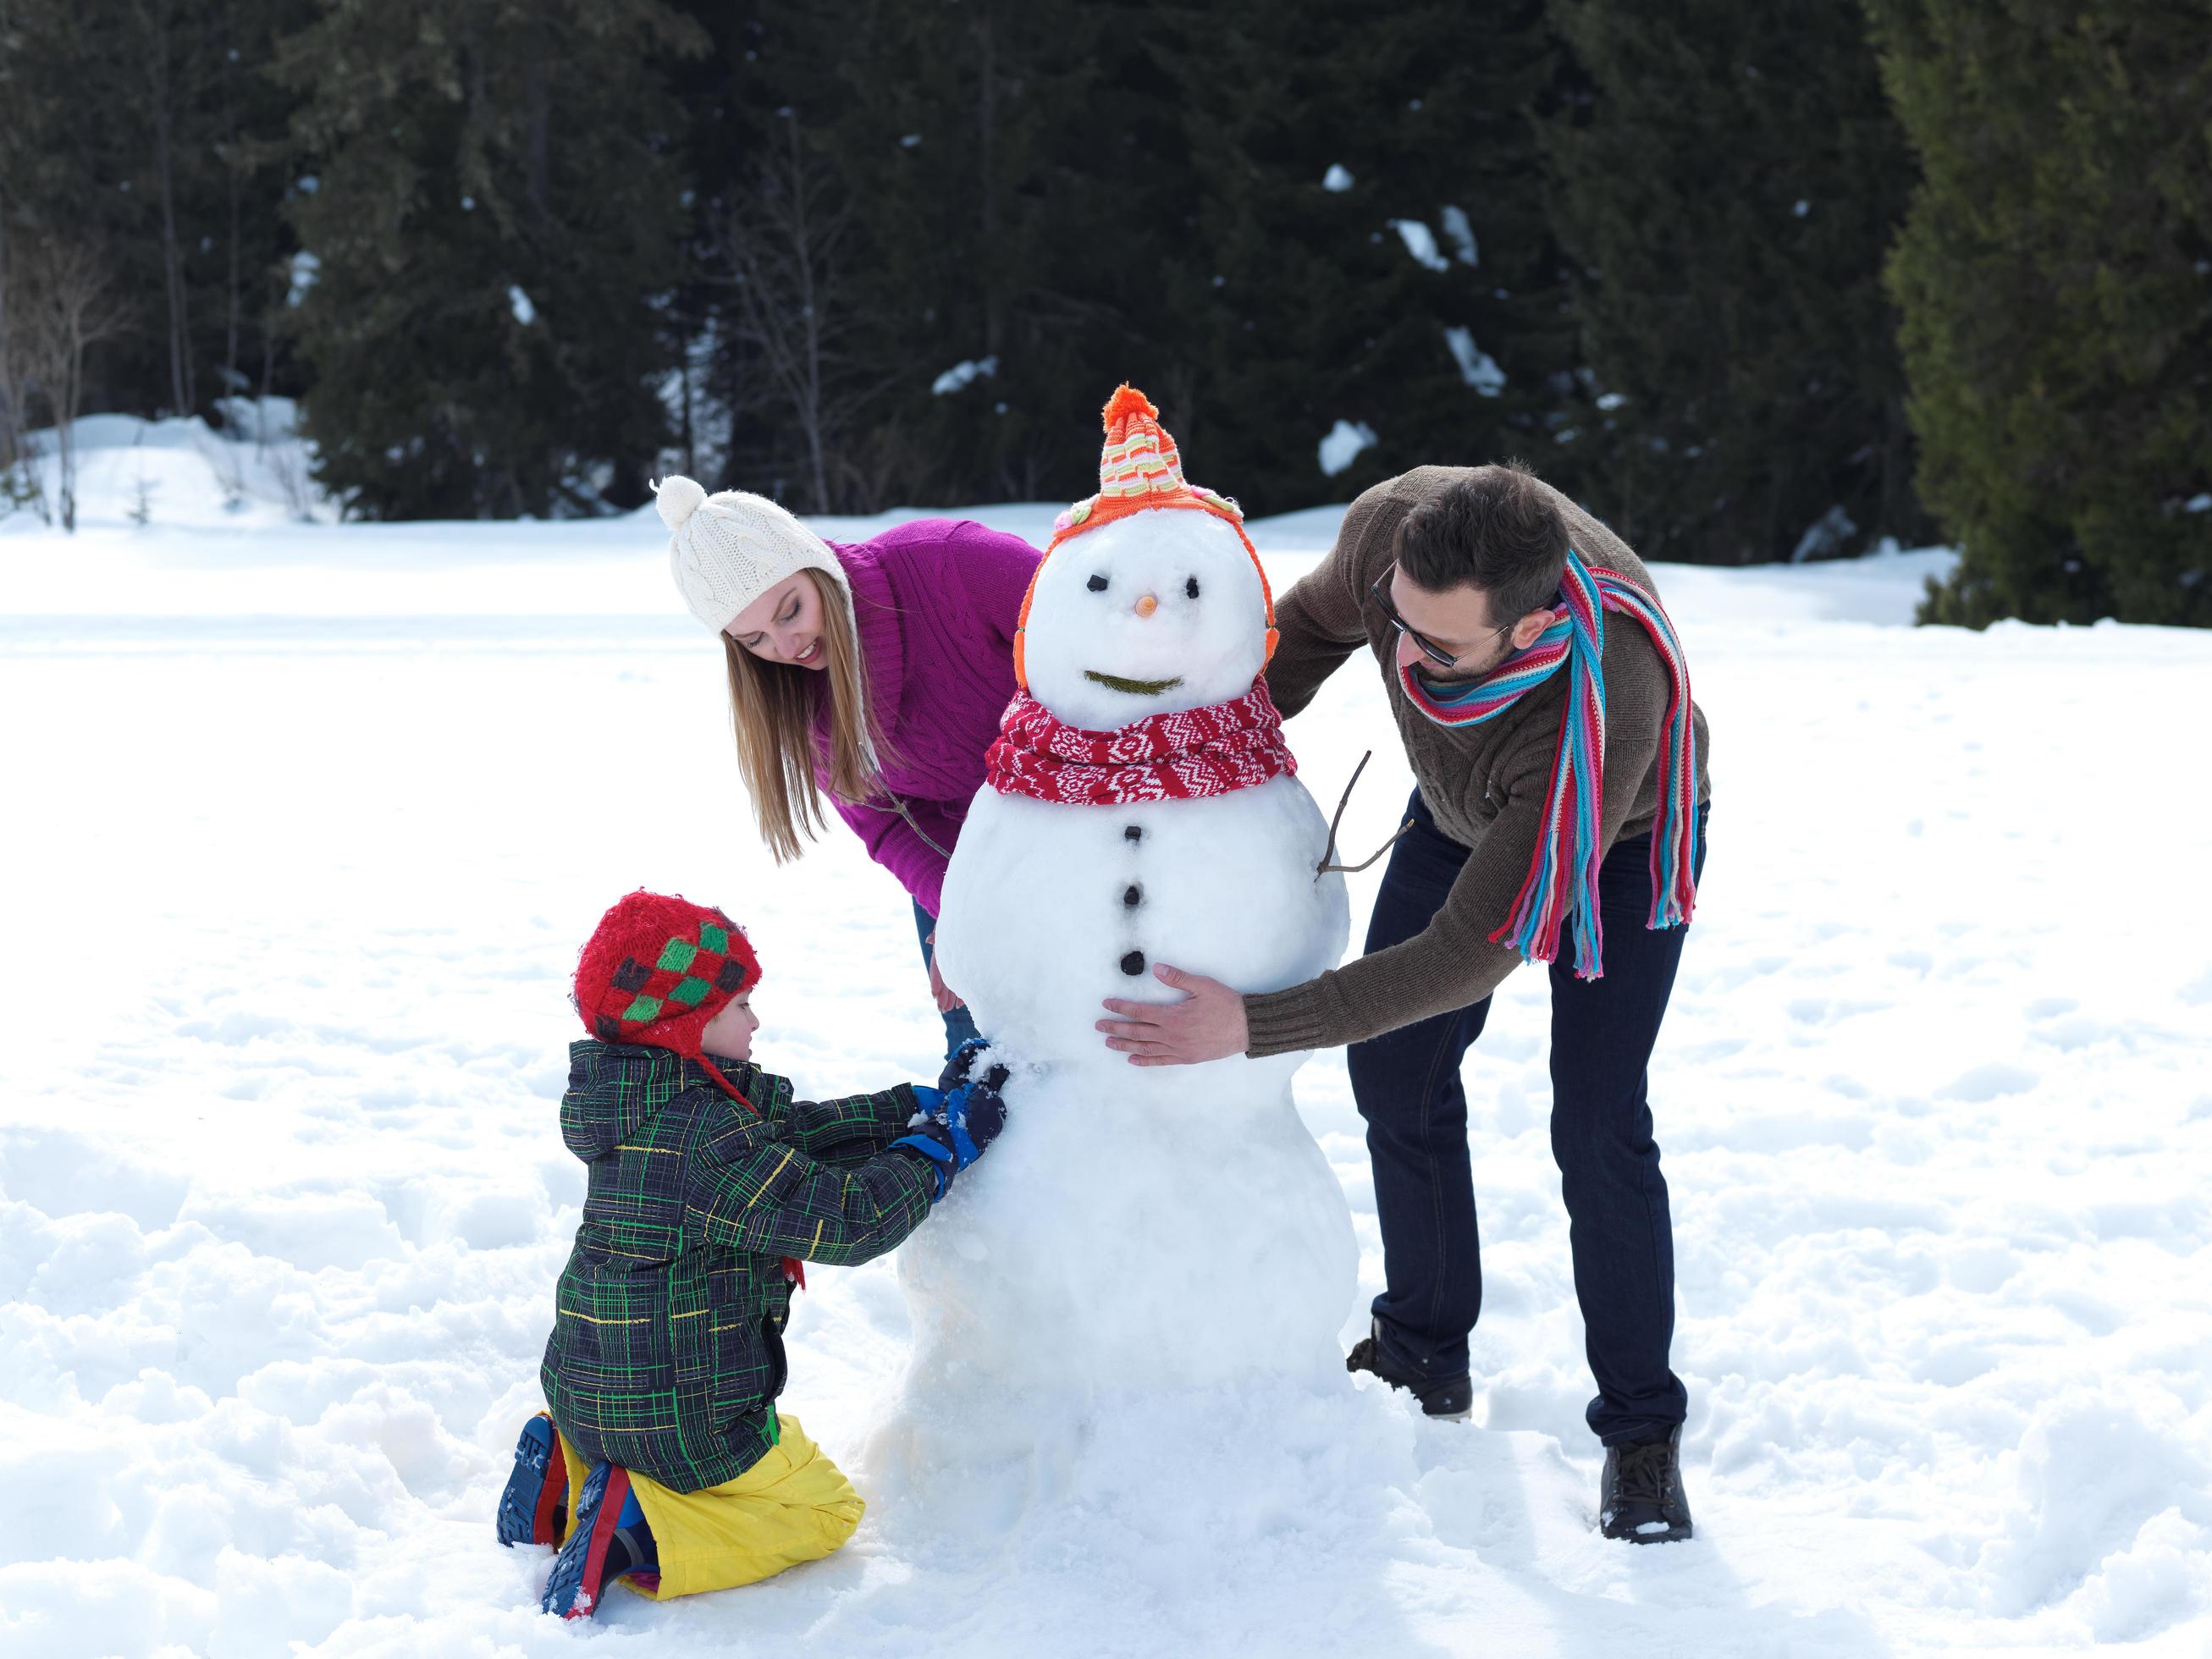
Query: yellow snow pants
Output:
[[553, 1413, 864, 1601]]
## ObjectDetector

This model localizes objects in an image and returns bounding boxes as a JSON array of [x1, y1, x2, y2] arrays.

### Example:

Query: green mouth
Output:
[[1084, 670, 1185, 697]]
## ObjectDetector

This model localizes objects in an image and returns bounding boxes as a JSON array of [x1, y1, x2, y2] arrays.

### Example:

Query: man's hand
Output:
[[925, 931, 964, 1013], [1097, 963, 1249, 1066]]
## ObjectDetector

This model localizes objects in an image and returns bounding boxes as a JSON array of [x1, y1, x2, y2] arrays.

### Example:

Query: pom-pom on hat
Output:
[[654, 476, 856, 640], [1015, 385, 1277, 687], [575, 890, 761, 1079]]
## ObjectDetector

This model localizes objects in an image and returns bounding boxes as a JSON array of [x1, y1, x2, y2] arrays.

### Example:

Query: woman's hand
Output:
[[925, 932, 965, 1012], [1097, 963, 1249, 1066]]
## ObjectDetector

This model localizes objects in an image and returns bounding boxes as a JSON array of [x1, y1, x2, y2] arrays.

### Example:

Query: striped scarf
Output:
[[1398, 550, 1699, 978]]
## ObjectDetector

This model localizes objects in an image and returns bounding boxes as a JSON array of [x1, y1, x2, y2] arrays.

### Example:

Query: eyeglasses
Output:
[[1368, 563, 1512, 671]]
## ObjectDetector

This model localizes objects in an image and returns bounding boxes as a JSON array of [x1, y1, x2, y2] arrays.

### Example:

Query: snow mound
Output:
[[2, 403, 334, 535], [0, 499, 2207, 1653]]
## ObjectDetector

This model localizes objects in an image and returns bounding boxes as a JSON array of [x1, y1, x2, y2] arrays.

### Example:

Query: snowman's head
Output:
[[1015, 383, 1277, 731], [1021, 507, 1267, 729]]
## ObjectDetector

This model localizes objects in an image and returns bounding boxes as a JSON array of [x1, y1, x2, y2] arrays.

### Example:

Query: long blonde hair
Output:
[[721, 567, 888, 863]]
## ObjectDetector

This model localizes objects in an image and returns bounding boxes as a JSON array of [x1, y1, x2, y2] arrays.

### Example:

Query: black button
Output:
[[1124, 824, 1143, 842], [1123, 884, 1141, 908], [1120, 951, 1146, 976]]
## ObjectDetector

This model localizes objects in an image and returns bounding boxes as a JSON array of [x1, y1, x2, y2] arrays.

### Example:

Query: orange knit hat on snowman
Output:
[[1012, 385, 1277, 688]]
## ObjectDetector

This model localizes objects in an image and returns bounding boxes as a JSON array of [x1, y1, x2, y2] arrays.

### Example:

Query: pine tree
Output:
[[862, 0, 1180, 506], [694, 0, 1171, 510], [1161, 0, 1578, 513], [685, 0, 1569, 518], [3, 0, 318, 432], [205, 0, 318, 416], [274, 0, 705, 518], [1, 0, 152, 431], [1540, 0, 1924, 565], [1869, 0, 2212, 626]]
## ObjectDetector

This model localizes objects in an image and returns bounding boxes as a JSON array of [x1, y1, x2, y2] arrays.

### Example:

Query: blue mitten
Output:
[[937, 1037, 994, 1093], [892, 1068, 1010, 1199]]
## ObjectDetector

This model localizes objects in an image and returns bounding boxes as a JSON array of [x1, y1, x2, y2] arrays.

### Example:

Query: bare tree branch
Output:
[[714, 111, 885, 514], [15, 236, 135, 531]]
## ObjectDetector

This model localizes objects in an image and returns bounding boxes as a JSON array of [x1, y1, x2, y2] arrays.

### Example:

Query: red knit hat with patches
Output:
[[574, 891, 803, 1288], [575, 891, 761, 1096]]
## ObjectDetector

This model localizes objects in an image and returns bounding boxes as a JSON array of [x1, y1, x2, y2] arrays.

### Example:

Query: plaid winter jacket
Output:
[[539, 1040, 936, 1493]]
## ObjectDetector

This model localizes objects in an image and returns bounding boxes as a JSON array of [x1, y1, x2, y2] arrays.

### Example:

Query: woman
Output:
[[654, 475, 1040, 1059]]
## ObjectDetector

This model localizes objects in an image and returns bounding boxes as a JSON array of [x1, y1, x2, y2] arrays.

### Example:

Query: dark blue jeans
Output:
[[914, 899, 982, 1064], [1349, 789, 1707, 1444]]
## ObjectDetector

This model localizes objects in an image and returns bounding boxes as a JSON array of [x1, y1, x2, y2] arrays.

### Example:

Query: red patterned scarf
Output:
[[986, 678, 1296, 805]]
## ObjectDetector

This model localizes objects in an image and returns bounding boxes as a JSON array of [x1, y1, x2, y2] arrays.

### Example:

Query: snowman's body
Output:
[[911, 498, 1356, 1401]]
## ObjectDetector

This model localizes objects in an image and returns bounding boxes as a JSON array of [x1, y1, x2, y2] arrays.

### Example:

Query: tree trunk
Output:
[[976, 3, 1000, 361], [789, 118, 830, 514], [141, 0, 194, 415], [221, 0, 241, 398], [525, 1, 553, 228], [678, 314, 697, 477], [58, 318, 79, 531], [258, 262, 278, 451], [25, 239, 132, 532], [0, 212, 16, 473], [1883, 390, 1916, 544], [721, 112, 858, 515]]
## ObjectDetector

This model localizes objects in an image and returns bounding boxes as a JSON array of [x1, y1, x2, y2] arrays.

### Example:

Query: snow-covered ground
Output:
[[3, 422, 2210, 1656]]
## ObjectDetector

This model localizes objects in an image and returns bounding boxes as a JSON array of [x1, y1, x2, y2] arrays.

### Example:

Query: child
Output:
[[494, 890, 1006, 1619]]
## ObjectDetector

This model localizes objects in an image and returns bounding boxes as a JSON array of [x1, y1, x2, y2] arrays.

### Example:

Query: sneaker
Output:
[[1346, 1322, 1473, 1419], [495, 1413, 567, 1547], [1599, 1424, 1693, 1544], [539, 1462, 658, 1618]]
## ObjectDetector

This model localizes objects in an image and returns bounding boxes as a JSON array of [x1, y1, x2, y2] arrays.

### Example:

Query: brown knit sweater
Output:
[[1244, 466, 1713, 1058]]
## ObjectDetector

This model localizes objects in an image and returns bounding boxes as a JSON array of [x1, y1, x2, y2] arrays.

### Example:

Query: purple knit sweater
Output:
[[811, 519, 1041, 918]]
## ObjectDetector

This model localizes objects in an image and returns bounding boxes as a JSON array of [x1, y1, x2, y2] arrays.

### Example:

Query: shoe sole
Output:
[[1607, 1522, 1694, 1544], [1349, 1350, 1474, 1421], [541, 1463, 633, 1619], [496, 1414, 566, 1548]]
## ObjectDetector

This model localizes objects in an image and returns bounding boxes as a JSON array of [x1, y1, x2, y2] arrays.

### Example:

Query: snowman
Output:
[[896, 387, 1354, 1432]]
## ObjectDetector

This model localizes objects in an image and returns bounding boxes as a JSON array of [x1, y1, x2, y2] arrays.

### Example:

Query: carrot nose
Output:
[[1135, 594, 1159, 618]]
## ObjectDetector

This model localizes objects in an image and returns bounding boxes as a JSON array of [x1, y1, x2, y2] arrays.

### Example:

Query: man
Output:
[[1098, 463, 1712, 1545]]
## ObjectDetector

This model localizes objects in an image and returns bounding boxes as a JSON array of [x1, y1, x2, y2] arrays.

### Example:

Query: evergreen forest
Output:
[[2, 0, 2205, 624]]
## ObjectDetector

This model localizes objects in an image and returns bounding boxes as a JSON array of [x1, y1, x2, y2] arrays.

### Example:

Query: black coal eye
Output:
[[1087, 574, 1108, 592], [1185, 576, 1201, 599]]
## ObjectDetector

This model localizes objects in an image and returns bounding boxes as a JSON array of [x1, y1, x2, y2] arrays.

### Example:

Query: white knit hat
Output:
[[654, 476, 853, 637]]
